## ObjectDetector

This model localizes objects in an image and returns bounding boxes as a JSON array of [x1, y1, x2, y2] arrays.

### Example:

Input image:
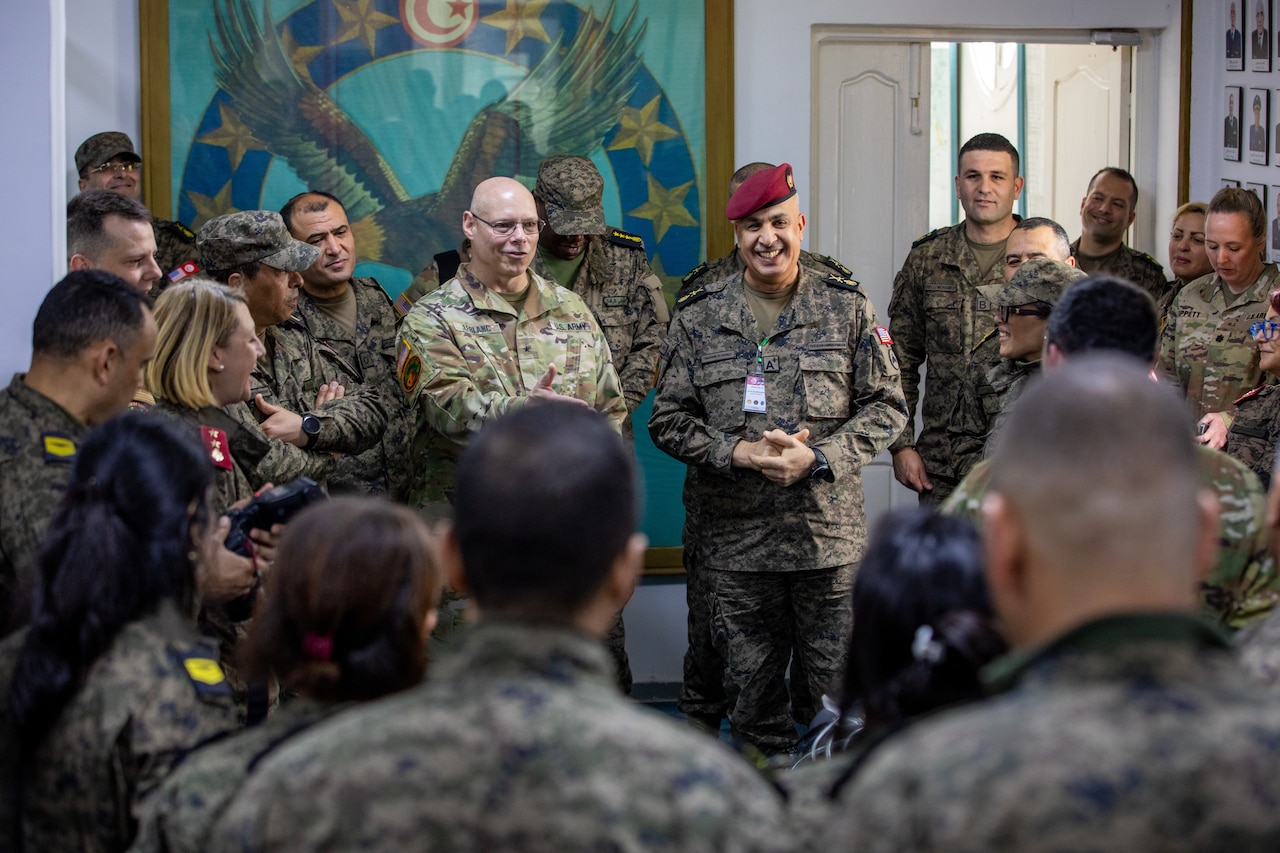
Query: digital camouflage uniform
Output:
[[817, 614, 1280, 853], [1070, 238, 1169, 306], [399, 265, 626, 509], [0, 376, 86, 635], [209, 620, 790, 853], [948, 355, 1038, 466], [131, 698, 339, 853], [887, 222, 1006, 503], [942, 446, 1279, 629], [152, 216, 197, 281], [1158, 266, 1278, 420], [1226, 383, 1280, 489], [1236, 605, 1280, 684], [650, 267, 907, 752], [0, 600, 237, 852], [673, 248, 866, 728]]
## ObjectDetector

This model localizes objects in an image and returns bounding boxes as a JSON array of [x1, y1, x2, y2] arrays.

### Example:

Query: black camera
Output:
[[223, 477, 325, 557]]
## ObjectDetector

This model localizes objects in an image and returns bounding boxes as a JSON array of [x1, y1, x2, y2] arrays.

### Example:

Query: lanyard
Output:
[[755, 338, 769, 375]]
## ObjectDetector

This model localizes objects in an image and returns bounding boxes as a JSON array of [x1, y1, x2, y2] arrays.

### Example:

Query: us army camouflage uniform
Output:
[[943, 446, 1279, 629], [132, 698, 338, 853], [399, 265, 626, 508], [649, 267, 907, 752], [209, 621, 790, 852], [1226, 383, 1280, 489], [532, 228, 669, 416], [152, 216, 197, 281], [0, 376, 86, 635], [948, 355, 1039, 465], [673, 248, 866, 726], [1070, 238, 1169, 306], [0, 600, 236, 852], [818, 613, 1280, 852], [887, 221, 1005, 503], [294, 276, 413, 499], [399, 242, 470, 313], [1158, 266, 1279, 420]]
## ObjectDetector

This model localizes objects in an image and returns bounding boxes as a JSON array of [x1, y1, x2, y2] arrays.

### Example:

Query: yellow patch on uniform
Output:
[[42, 435, 75, 458], [183, 657, 225, 686], [400, 353, 422, 394]]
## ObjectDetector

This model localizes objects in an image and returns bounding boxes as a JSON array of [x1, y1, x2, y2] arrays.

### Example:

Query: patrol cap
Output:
[[75, 131, 142, 174], [535, 155, 606, 236], [726, 162, 796, 220], [978, 258, 1086, 308], [197, 210, 320, 273]]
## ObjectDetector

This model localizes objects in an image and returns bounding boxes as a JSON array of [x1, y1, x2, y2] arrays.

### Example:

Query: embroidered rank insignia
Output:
[[41, 433, 76, 462], [174, 649, 231, 701], [167, 261, 199, 283], [1235, 386, 1266, 405], [874, 326, 893, 345], [681, 262, 708, 285], [175, 222, 196, 239], [201, 426, 232, 471], [393, 290, 413, 318]]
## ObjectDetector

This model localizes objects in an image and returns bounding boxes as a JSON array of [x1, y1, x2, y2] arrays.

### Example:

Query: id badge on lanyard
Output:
[[743, 339, 768, 413]]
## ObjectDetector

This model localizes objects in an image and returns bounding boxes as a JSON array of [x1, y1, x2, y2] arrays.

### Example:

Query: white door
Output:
[[811, 34, 932, 520]]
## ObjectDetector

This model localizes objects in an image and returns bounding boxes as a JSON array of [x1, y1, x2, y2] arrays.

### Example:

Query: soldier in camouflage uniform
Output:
[[197, 211, 388, 488], [1225, 295, 1280, 488], [530, 155, 670, 693], [1070, 166, 1167, 305], [943, 275, 1279, 630], [398, 177, 626, 511], [650, 164, 907, 753], [0, 271, 154, 635], [73, 131, 196, 280], [66, 189, 164, 295], [281, 191, 415, 499], [948, 259, 1085, 464], [209, 404, 789, 853], [401, 240, 470, 311], [821, 357, 1280, 852], [1159, 187, 1278, 446], [888, 133, 1023, 505]]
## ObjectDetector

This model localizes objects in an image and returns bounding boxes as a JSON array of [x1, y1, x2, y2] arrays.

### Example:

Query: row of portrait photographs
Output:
[[1221, 179, 1280, 256], [1223, 86, 1280, 162], [1227, 0, 1274, 71]]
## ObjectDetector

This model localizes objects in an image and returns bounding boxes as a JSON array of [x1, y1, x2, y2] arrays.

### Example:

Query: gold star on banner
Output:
[[186, 180, 236, 231], [628, 175, 698, 243], [197, 103, 266, 171], [332, 0, 399, 57], [608, 96, 678, 167], [482, 0, 551, 55], [280, 23, 325, 85]]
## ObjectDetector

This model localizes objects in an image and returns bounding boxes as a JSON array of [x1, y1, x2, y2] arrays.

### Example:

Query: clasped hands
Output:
[[732, 428, 815, 487]]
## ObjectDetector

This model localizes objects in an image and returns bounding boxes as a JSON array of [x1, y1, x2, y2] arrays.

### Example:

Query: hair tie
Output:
[[912, 624, 944, 664], [302, 633, 334, 662]]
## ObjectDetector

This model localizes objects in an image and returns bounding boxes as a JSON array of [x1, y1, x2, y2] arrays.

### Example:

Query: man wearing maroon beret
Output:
[[650, 164, 908, 753]]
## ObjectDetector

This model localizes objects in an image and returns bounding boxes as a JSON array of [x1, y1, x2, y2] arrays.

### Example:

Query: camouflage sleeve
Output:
[[947, 360, 993, 478], [1156, 289, 1184, 390], [308, 386, 388, 455], [590, 330, 629, 435], [225, 403, 337, 486], [401, 307, 529, 445], [887, 255, 924, 451], [617, 265, 670, 412], [1198, 449, 1279, 629], [811, 295, 909, 476], [648, 312, 739, 472], [1225, 390, 1278, 489], [939, 458, 993, 521]]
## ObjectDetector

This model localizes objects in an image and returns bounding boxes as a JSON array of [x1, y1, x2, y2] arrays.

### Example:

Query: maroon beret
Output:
[[726, 163, 797, 220]]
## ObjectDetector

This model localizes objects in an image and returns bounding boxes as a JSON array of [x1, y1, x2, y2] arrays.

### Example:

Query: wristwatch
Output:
[[809, 447, 834, 483], [300, 413, 321, 450]]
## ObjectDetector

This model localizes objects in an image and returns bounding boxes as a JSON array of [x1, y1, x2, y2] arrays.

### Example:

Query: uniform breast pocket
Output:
[[924, 285, 964, 354], [693, 351, 749, 429], [800, 348, 854, 419]]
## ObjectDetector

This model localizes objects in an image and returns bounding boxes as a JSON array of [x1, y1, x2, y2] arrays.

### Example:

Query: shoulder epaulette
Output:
[[912, 229, 941, 249], [1136, 251, 1164, 270], [681, 262, 709, 286], [810, 253, 854, 278], [972, 328, 999, 354], [280, 313, 306, 332], [40, 432, 76, 463], [172, 647, 232, 701], [157, 219, 196, 240], [823, 275, 863, 294], [676, 286, 711, 308], [1235, 385, 1267, 406], [607, 228, 645, 250]]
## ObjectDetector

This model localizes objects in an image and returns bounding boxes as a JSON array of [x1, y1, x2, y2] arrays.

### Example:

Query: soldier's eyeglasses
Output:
[[88, 161, 141, 175], [996, 306, 1046, 323], [470, 214, 544, 237], [1250, 319, 1280, 341]]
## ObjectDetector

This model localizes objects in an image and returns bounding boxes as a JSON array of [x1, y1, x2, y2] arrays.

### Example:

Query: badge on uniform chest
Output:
[[743, 374, 767, 413]]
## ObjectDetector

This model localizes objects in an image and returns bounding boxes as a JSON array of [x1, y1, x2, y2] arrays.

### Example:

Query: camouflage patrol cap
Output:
[[197, 210, 320, 273], [535, 155, 606, 236], [979, 258, 1086, 308], [74, 132, 141, 174]]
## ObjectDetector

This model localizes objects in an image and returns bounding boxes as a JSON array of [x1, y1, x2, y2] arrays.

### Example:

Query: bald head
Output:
[[985, 355, 1211, 644], [469, 177, 534, 220], [463, 177, 539, 290]]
